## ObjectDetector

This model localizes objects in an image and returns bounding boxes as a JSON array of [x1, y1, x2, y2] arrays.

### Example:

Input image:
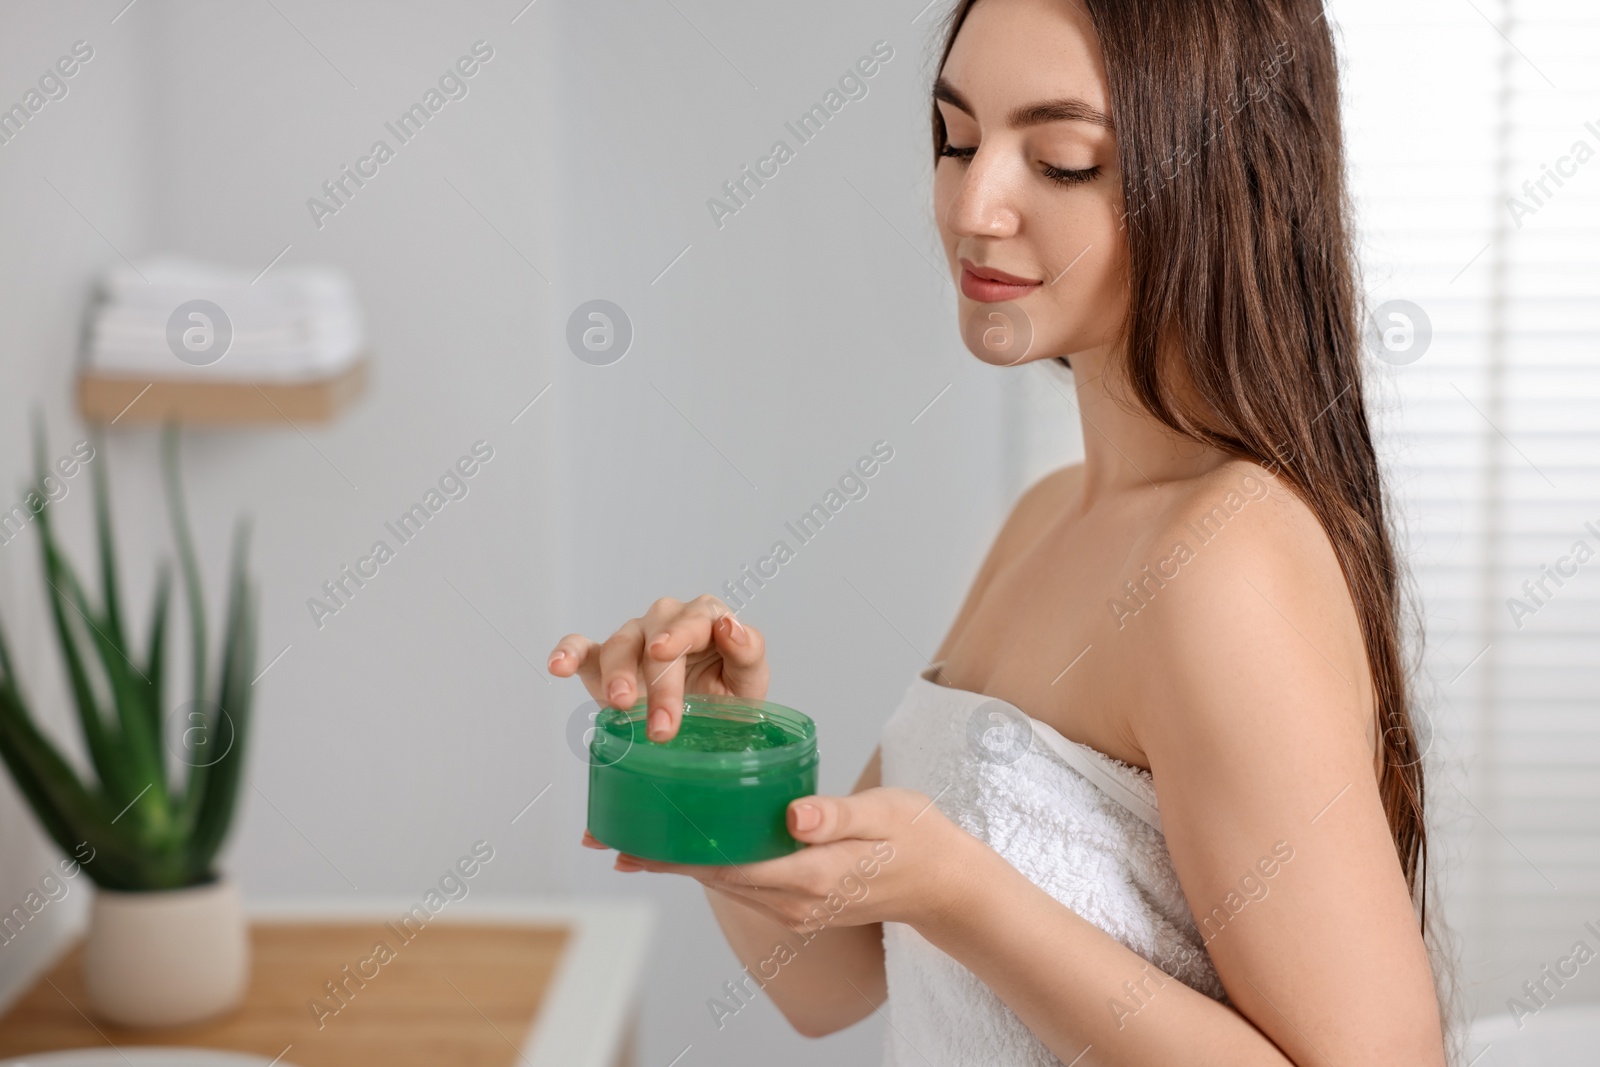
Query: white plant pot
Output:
[[84, 878, 250, 1027]]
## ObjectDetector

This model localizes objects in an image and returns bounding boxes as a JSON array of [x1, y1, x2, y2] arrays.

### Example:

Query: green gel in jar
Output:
[[587, 695, 819, 865]]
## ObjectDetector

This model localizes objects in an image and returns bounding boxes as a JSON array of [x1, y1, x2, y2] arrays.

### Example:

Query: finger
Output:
[[618, 844, 832, 896], [621, 855, 855, 934], [710, 613, 770, 698], [546, 634, 588, 676], [787, 788, 909, 845], [644, 595, 727, 662], [637, 595, 686, 634], [611, 853, 728, 883], [548, 633, 602, 696], [597, 619, 648, 710], [631, 596, 734, 742], [611, 855, 794, 905], [641, 597, 731, 739], [581, 829, 608, 850]]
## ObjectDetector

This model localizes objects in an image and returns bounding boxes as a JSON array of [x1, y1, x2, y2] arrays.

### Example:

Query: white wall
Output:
[[0, 2, 1027, 1065], [133, 0, 566, 902], [0, 0, 573, 1006], [547, 2, 1021, 1060], [0, 0, 158, 994]]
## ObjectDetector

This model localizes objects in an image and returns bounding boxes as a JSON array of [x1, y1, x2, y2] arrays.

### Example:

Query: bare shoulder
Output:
[[1145, 457, 1351, 612], [1120, 458, 1374, 748], [1165, 458, 1329, 559], [969, 460, 1085, 588], [998, 462, 1084, 550], [932, 463, 1083, 662]]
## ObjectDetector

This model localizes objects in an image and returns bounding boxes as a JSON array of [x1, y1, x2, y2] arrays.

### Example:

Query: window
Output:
[[1339, 0, 1600, 1022], [1005, 0, 1600, 1023]]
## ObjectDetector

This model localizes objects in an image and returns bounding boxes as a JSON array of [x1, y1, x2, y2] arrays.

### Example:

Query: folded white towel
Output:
[[85, 255, 365, 381], [878, 664, 1226, 1066]]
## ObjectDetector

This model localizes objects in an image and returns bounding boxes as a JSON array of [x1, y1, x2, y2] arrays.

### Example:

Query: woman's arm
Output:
[[707, 463, 1085, 1036], [913, 482, 1445, 1065], [922, 840, 1297, 1064], [700, 748, 886, 1037]]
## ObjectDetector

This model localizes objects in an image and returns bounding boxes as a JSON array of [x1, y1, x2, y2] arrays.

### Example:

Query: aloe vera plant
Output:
[[0, 423, 256, 891]]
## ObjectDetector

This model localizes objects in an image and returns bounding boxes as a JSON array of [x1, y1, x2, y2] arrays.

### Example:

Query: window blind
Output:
[[1337, 0, 1600, 1024]]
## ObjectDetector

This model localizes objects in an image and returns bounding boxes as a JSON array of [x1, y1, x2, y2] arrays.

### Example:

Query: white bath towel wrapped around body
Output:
[[878, 663, 1227, 1066]]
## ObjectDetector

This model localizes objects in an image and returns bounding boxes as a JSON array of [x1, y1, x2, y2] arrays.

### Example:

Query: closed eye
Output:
[[939, 144, 1101, 188], [1042, 163, 1100, 186]]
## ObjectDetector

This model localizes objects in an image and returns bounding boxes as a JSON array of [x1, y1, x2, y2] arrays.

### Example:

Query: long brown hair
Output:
[[932, 1, 1428, 909]]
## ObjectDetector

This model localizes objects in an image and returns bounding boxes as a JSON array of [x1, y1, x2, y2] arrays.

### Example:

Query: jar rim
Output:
[[591, 694, 816, 776]]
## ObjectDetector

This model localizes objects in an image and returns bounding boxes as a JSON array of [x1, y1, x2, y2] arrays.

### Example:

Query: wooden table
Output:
[[0, 900, 653, 1067]]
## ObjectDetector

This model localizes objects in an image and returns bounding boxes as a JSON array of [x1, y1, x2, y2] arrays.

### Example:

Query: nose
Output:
[[942, 147, 1023, 240]]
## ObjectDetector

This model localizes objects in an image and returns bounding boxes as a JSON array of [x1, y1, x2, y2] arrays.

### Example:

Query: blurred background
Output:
[[0, 0, 1593, 1065]]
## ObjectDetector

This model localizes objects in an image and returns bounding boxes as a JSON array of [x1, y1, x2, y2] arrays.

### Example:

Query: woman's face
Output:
[[933, 0, 1128, 368]]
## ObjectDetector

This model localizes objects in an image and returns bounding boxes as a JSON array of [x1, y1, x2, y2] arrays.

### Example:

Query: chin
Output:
[[959, 300, 1037, 366], [958, 302, 1085, 369]]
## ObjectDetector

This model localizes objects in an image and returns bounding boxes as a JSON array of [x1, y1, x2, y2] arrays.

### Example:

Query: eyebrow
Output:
[[933, 76, 1114, 131]]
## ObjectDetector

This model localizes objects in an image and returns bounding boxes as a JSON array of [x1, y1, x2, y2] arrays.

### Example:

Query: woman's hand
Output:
[[548, 595, 768, 742], [585, 787, 983, 934]]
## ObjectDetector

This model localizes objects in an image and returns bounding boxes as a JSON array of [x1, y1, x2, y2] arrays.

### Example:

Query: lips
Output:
[[959, 258, 1043, 303]]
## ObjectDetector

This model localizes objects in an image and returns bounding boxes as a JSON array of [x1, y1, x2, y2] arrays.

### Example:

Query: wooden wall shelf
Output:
[[77, 357, 370, 426]]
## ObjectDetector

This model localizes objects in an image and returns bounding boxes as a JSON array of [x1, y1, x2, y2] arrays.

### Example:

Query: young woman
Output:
[[549, 0, 1451, 1062]]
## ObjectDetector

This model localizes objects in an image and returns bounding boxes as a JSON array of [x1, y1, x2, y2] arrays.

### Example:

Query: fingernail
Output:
[[726, 616, 746, 643], [608, 680, 630, 706], [792, 803, 820, 832], [548, 649, 567, 669], [649, 707, 670, 739], [615, 855, 643, 871], [649, 632, 671, 651]]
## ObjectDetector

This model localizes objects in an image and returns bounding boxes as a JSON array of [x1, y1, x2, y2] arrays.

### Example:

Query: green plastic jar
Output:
[[587, 695, 819, 865]]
